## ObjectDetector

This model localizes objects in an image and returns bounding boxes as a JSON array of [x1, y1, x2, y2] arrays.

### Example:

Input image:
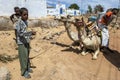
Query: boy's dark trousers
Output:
[[18, 43, 31, 76]]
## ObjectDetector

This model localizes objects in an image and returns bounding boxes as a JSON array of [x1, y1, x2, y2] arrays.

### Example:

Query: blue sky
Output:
[[47, 0, 119, 13]]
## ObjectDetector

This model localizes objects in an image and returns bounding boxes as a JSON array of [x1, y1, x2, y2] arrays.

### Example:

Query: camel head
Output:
[[74, 18, 84, 27]]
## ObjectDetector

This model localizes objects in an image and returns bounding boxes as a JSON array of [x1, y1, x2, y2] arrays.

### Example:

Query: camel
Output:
[[55, 15, 101, 60], [76, 17, 101, 60]]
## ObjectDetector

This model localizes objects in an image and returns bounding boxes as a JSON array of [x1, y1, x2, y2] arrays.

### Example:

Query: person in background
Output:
[[16, 7, 36, 79], [97, 8, 119, 52], [10, 7, 20, 42]]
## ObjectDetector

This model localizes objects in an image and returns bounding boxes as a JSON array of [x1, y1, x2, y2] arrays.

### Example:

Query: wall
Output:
[[0, 0, 47, 19], [47, 8, 59, 16]]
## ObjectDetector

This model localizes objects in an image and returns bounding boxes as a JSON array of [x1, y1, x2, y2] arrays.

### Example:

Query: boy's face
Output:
[[113, 10, 118, 15], [15, 9, 20, 15], [21, 10, 28, 21]]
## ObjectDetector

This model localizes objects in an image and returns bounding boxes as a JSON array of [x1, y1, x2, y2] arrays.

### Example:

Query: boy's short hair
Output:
[[14, 6, 19, 10], [112, 8, 119, 15], [20, 7, 28, 15], [106, 8, 112, 12]]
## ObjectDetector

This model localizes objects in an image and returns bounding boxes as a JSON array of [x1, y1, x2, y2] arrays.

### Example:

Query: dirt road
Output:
[[0, 26, 120, 80]]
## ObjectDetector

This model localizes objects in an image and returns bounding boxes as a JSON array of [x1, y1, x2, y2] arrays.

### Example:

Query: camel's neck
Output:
[[78, 26, 88, 41], [64, 22, 79, 41]]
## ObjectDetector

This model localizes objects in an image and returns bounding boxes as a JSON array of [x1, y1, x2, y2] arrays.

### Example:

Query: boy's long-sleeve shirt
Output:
[[16, 19, 32, 44], [98, 11, 114, 26]]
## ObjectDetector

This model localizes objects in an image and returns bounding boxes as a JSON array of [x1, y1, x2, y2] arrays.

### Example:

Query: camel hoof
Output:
[[81, 52, 88, 56], [92, 57, 97, 60], [81, 52, 86, 56]]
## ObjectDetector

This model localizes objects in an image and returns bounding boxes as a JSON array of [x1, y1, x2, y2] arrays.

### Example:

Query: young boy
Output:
[[97, 8, 118, 52], [10, 7, 20, 41], [16, 7, 36, 78]]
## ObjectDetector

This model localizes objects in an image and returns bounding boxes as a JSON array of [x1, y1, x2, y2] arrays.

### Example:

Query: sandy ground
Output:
[[0, 26, 120, 80]]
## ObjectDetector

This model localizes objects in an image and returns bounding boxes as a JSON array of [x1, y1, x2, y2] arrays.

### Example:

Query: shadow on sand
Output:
[[52, 42, 120, 69], [61, 47, 80, 54], [102, 48, 120, 69], [53, 42, 120, 67], [51, 42, 81, 54], [51, 42, 70, 47]]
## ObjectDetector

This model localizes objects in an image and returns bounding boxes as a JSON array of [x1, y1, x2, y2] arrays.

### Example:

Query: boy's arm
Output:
[[17, 22, 33, 37], [10, 14, 14, 23]]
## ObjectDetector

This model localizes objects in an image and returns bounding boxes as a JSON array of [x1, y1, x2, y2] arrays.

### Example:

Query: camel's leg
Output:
[[81, 48, 88, 56], [92, 47, 100, 60]]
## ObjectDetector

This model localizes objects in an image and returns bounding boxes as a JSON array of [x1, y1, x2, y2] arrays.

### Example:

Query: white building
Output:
[[47, 3, 80, 16], [47, 4, 65, 16], [66, 9, 80, 16], [47, 6, 58, 16], [0, 0, 47, 19]]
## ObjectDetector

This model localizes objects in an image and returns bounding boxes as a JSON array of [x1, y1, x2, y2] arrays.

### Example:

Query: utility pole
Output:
[[118, 0, 120, 16], [118, 0, 120, 9], [80, 0, 82, 15]]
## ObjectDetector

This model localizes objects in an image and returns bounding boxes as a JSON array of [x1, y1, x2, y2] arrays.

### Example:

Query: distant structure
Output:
[[47, 3, 80, 16], [0, 0, 47, 19], [118, 0, 120, 16]]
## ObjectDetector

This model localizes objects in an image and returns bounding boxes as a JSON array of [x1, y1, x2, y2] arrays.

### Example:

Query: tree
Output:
[[94, 4, 104, 13], [87, 5, 92, 13], [69, 3, 79, 10]]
